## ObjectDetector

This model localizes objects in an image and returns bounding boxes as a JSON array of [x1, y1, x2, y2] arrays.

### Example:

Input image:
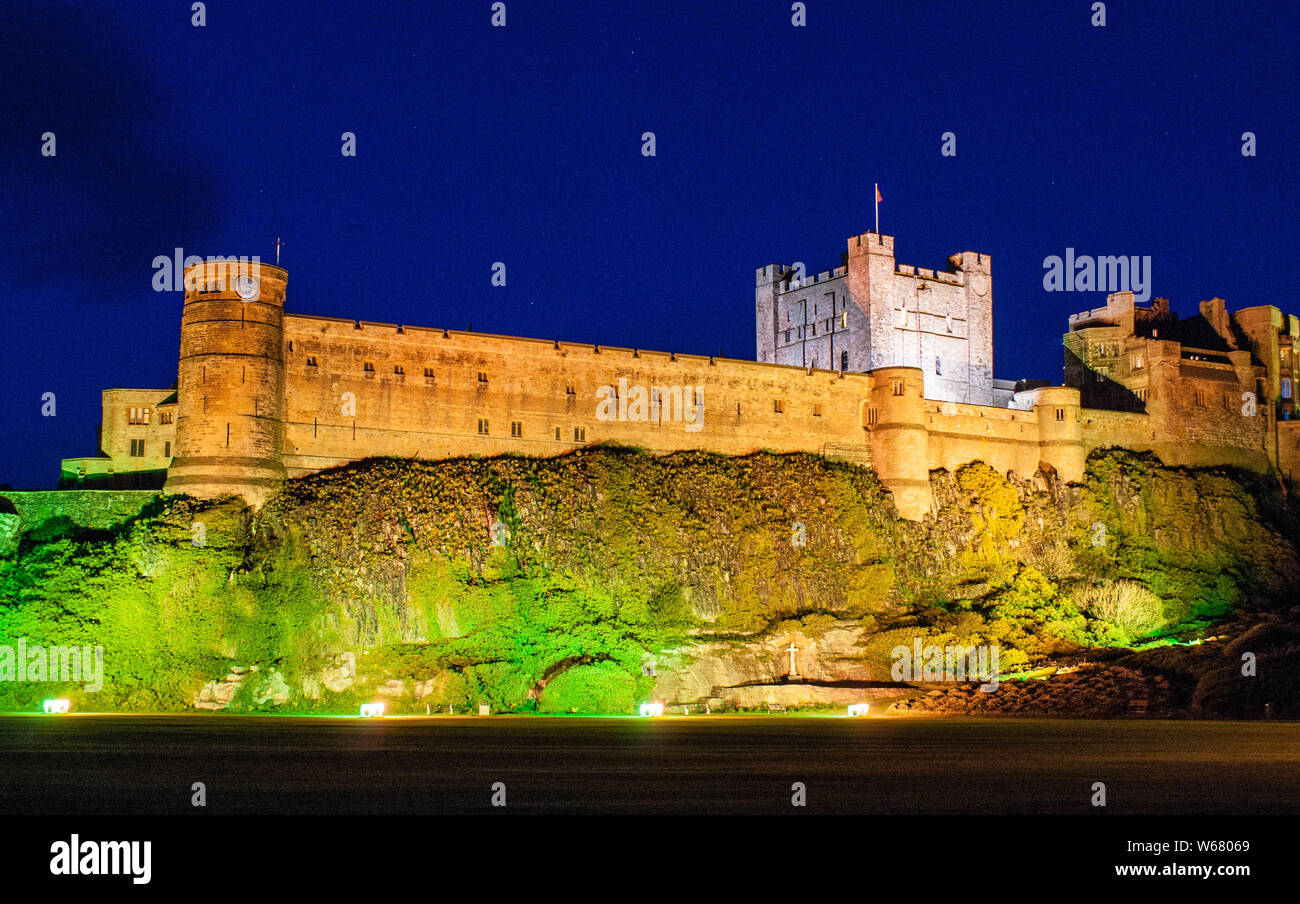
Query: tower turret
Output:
[[866, 365, 931, 519], [163, 259, 287, 507], [1028, 386, 1084, 483]]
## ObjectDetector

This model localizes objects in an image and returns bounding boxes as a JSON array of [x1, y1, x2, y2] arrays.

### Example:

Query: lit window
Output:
[[1132, 354, 1145, 370], [840, 312, 848, 329]]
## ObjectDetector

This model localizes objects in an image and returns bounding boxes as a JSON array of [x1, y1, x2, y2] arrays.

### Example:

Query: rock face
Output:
[[2, 448, 1298, 716], [652, 621, 877, 704]]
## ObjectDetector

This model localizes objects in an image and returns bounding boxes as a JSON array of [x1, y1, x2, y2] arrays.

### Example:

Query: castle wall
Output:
[[274, 318, 1077, 521], [280, 316, 878, 474]]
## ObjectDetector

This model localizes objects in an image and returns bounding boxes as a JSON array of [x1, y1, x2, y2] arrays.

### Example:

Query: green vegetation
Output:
[[0, 449, 1295, 714]]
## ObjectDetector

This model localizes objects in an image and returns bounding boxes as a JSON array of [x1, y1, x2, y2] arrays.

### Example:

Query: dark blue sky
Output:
[[1, 0, 1295, 488]]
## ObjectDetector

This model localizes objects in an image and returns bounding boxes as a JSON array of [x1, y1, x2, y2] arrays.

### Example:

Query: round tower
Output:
[[866, 365, 931, 520], [163, 259, 288, 507], [1029, 386, 1085, 483]]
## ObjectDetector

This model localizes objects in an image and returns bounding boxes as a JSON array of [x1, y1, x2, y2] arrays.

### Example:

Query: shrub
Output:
[[1073, 579, 1165, 642]]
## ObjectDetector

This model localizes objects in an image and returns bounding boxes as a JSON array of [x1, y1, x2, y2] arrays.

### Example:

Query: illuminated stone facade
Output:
[[62, 231, 1299, 518]]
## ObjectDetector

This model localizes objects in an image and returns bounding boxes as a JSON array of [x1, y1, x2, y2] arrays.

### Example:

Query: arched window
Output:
[[840, 350, 848, 371]]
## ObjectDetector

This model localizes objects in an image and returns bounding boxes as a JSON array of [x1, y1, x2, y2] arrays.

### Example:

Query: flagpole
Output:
[[874, 183, 879, 234]]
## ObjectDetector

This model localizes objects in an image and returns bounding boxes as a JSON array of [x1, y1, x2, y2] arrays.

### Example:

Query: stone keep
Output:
[[756, 232, 994, 405]]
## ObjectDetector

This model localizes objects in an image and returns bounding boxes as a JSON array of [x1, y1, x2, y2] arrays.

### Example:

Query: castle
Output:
[[58, 231, 1300, 521]]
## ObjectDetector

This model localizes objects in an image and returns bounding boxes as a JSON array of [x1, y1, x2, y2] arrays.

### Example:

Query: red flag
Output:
[[876, 185, 882, 203]]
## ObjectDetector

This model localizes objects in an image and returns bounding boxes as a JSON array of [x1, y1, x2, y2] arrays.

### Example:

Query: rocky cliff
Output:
[[1, 449, 1296, 716]]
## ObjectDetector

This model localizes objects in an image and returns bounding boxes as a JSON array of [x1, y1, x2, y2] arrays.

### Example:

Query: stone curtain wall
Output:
[[278, 317, 1082, 520], [281, 315, 879, 474]]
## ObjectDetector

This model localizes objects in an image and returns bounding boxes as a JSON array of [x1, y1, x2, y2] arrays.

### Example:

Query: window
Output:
[[841, 350, 848, 371], [565, 381, 576, 396], [867, 407, 878, 426], [813, 403, 823, 417], [810, 323, 817, 337], [935, 356, 942, 376], [1055, 408, 1065, 421], [773, 399, 784, 414], [160, 411, 173, 425], [1131, 354, 1145, 370], [477, 372, 488, 384], [423, 367, 435, 378], [891, 380, 904, 396], [477, 419, 490, 435], [1195, 389, 1207, 407], [1095, 366, 1109, 383], [363, 362, 375, 373], [1137, 388, 1149, 403], [306, 356, 318, 367], [510, 421, 522, 437], [840, 312, 848, 329], [1283, 378, 1293, 399], [164, 441, 171, 458], [573, 426, 586, 442], [394, 365, 405, 375], [555, 427, 561, 441], [287, 341, 294, 352], [693, 389, 703, 407], [128, 407, 150, 425], [129, 439, 145, 457]]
